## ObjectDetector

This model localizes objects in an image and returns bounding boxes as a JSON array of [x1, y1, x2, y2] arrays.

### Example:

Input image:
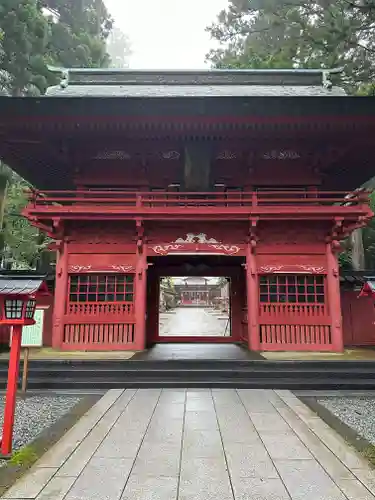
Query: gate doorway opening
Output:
[[146, 255, 247, 345], [159, 276, 231, 339]]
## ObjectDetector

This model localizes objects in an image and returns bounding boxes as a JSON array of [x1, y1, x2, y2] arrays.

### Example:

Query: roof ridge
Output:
[[47, 66, 344, 88]]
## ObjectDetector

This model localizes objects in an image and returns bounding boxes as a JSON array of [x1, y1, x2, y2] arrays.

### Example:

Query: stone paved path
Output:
[[3, 389, 375, 500], [160, 307, 230, 337]]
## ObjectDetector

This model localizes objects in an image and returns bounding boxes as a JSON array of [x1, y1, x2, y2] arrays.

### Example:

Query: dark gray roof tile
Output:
[[46, 84, 346, 97], [0, 278, 44, 295]]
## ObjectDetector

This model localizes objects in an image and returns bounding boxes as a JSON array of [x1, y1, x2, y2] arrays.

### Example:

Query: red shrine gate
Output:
[[1, 67, 375, 352]]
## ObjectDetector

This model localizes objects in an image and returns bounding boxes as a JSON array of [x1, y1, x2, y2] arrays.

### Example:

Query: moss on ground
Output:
[[9, 446, 38, 467]]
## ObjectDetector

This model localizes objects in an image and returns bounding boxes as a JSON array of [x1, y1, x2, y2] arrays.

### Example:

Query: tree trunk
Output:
[[351, 228, 366, 270], [0, 172, 9, 264]]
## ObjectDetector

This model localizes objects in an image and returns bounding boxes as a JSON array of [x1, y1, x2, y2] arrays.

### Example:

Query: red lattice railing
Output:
[[260, 324, 332, 351], [62, 273, 136, 350], [67, 303, 134, 316], [26, 189, 370, 210], [258, 274, 332, 350], [63, 323, 135, 350], [259, 303, 326, 321]]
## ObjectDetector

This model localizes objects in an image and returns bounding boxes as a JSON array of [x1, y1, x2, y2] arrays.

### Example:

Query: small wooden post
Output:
[[21, 347, 30, 394], [1, 325, 23, 456]]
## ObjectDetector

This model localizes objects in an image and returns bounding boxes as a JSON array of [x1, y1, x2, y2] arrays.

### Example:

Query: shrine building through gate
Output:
[[0, 67, 374, 352]]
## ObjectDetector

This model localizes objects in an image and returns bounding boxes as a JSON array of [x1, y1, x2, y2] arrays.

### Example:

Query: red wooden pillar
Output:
[[52, 241, 68, 349], [326, 242, 344, 352], [1, 325, 22, 456], [246, 243, 260, 351], [135, 249, 147, 350]]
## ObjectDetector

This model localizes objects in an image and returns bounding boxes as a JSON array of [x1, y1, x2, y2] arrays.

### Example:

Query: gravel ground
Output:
[[0, 395, 81, 466], [318, 396, 375, 445]]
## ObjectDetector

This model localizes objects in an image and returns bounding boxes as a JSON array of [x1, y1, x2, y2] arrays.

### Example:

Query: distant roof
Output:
[[0, 272, 48, 296], [45, 67, 346, 98]]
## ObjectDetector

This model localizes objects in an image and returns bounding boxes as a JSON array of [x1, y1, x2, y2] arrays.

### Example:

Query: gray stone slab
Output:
[[215, 410, 255, 431], [179, 457, 234, 500], [337, 479, 375, 500], [94, 428, 145, 458], [241, 399, 277, 413], [231, 477, 290, 500], [220, 425, 260, 444], [65, 457, 133, 500], [36, 477, 76, 500], [186, 398, 214, 412], [143, 429, 182, 446], [3, 467, 58, 499], [275, 459, 347, 500], [121, 475, 178, 500], [152, 403, 185, 419], [184, 410, 218, 430], [260, 431, 313, 460], [56, 390, 142, 476], [226, 448, 279, 479], [276, 406, 354, 480], [250, 413, 291, 432], [132, 448, 181, 477], [159, 390, 186, 404], [187, 390, 212, 399], [182, 429, 224, 458], [223, 442, 270, 463], [305, 419, 368, 469], [351, 469, 375, 496], [212, 394, 241, 408], [37, 390, 128, 468]]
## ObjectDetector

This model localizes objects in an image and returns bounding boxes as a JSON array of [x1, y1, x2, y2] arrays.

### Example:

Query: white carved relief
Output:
[[110, 265, 135, 273], [208, 244, 240, 255], [175, 233, 219, 244], [68, 265, 92, 273], [259, 265, 283, 273], [152, 244, 184, 255], [259, 264, 325, 274]]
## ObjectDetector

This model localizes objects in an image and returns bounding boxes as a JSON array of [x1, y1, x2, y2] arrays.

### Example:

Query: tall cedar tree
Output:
[[207, 0, 375, 93], [0, 0, 49, 95]]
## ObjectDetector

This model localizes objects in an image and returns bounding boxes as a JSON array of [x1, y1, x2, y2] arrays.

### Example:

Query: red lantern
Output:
[[0, 274, 48, 457]]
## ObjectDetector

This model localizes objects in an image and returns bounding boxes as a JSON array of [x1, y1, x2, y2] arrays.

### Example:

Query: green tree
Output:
[[0, 0, 49, 95], [2, 172, 51, 269], [43, 0, 113, 68], [207, 0, 375, 92]]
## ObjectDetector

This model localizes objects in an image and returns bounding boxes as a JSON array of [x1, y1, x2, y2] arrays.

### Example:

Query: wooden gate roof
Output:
[[44, 67, 346, 98], [0, 67, 375, 190]]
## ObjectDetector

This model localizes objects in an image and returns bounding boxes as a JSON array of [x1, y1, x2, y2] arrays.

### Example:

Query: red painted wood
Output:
[[1, 325, 22, 456], [52, 243, 68, 349], [342, 290, 375, 346], [134, 250, 147, 351], [326, 243, 344, 351], [246, 243, 259, 350]]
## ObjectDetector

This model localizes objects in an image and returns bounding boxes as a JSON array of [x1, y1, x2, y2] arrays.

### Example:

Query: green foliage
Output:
[[207, 0, 375, 92], [0, 0, 49, 95], [363, 191, 375, 269], [0, 163, 50, 269], [10, 446, 38, 467], [0, 0, 124, 96], [44, 0, 114, 69]]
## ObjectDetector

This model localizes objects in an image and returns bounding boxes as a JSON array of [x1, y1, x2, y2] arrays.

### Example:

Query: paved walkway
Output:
[[3, 389, 375, 500], [160, 307, 230, 337], [131, 344, 261, 361]]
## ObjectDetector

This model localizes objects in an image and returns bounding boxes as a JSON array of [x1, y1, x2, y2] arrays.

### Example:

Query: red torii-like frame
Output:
[[0, 273, 49, 458]]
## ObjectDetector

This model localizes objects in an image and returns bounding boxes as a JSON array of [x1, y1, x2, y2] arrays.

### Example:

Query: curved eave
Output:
[[0, 96, 375, 131]]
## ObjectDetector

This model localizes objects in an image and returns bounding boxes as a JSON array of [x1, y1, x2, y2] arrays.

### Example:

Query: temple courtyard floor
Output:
[[3, 388, 375, 500]]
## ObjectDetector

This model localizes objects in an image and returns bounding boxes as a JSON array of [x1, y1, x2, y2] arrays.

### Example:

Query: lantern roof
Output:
[[45, 66, 346, 98], [0, 272, 48, 296]]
